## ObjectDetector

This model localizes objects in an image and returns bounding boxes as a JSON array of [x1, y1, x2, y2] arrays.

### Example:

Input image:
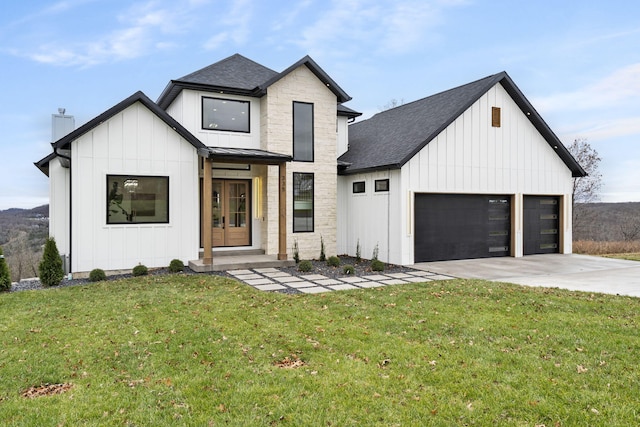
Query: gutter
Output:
[[54, 147, 72, 275]]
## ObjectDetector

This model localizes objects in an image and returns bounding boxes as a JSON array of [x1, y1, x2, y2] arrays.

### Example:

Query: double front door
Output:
[[212, 180, 250, 247]]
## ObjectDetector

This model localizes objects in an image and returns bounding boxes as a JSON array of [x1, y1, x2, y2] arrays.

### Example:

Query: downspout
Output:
[[55, 147, 72, 276], [387, 169, 391, 264]]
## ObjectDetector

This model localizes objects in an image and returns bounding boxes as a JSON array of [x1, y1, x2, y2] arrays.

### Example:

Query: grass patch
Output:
[[1, 275, 639, 425], [603, 253, 640, 262], [574, 240, 640, 255]]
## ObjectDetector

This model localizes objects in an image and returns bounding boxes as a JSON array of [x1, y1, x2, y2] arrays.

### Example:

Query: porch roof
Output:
[[198, 147, 292, 164]]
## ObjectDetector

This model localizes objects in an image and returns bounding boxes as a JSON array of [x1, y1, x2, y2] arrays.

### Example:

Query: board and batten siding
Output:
[[71, 101, 200, 273], [49, 160, 71, 257], [339, 83, 574, 265], [165, 89, 261, 150]]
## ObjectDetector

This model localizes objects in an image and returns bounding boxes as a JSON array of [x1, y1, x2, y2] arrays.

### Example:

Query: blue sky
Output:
[[1, 0, 639, 209]]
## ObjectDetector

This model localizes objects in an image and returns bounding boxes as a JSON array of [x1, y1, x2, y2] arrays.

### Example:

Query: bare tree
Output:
[[379, 98, 405, 111], [568, 138, 602, 204], [568, 138, 602, 237]]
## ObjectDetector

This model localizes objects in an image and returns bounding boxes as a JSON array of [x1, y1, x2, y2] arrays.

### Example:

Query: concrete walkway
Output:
[[413, 253, 640, 297], [227, 267, 453, 294]]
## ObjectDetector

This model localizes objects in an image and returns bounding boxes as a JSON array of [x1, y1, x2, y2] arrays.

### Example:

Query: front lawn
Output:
[[1, 275, 639, 426]]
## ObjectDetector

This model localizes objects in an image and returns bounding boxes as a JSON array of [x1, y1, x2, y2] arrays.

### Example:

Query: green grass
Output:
[[604, 252, 640, 262], [1, 275, 639, 426]]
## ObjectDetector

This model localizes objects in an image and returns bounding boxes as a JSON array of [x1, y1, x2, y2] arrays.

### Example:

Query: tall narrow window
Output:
[[293, 102, 314, 161], [293, 172, 314, 232]]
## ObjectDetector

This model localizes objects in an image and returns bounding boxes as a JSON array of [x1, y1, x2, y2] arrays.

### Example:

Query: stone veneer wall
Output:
[[260, 65, 338, 260]]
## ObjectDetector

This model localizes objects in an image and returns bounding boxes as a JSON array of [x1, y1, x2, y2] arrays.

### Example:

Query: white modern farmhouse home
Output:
[[36, 54, 585, 275]]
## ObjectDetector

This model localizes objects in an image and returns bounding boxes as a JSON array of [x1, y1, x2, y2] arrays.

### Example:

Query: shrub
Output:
[[132, 264, 149, 277], [319, 236, 326, 262], [371, 259, 385, 272], [89, 268, 106, 282], [298, 260, 313, 273], [327, 256, 340, 267], [372, 243, 379, 261], [343, 264, 355, 275], [0, 246, 11, 292], [169, 259, 185, 273], [355, 239, 361, 262], [293, 240, 300, 264], [38, 237, 64, 287]]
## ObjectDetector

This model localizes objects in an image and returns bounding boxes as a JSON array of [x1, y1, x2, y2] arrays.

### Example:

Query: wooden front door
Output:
[[212, 180, 250, 247]]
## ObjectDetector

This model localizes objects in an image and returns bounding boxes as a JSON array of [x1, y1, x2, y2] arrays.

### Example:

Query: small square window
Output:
[[375, 179, 389, 192], [353, 181, 365, 194]]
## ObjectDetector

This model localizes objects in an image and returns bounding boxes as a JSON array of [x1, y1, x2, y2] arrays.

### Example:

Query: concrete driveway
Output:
[[413, 253, 640, 297]]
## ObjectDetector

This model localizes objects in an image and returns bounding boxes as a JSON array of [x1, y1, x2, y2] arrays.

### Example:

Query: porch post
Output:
[[278, 162, 288, 260], [202, 157, 213, 265]]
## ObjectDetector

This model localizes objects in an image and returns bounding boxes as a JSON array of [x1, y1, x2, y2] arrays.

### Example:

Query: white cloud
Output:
[[13, 0, 205, 67], [292, 0, 466, 60], [533, 63, 640, 112], [203, 0, 252, 50]]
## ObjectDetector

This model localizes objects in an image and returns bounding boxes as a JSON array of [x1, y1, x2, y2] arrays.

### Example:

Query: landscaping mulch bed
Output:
[[279, 256, 417, 280]]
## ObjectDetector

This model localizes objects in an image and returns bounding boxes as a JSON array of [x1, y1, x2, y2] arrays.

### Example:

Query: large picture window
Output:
[[202, 97, 250, 132], [107, 175, 169, 224], [293, 172, 314, 232], [293, 101, 314, 161]]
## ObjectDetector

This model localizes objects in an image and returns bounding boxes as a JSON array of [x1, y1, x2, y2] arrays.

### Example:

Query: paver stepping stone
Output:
[[245, 278, 274, 286], [404, 276, 432, 283], [254, 268, 279, 273], [315, 279, 342, 286], [234, 274, 263, 280], [299, 286, 331, 294], [274, 276, 304, 283], [254, 284, 286, 291], [380, 279, 409, 285], [286, 281, 317, 288], [355, 281, 385, 288], [300, 274, 328, 280], [327, 284, 358, 291], [361, 275, 388, 281], [340, 276, 368, 283], [386, 272, 413, 279], [228, 269, 253, 276]]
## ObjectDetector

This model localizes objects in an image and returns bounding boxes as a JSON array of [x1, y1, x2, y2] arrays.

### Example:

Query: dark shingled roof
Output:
[[339, 72, 586, 177], [178, 54, 278, 91], [157, 54, 354, 109]]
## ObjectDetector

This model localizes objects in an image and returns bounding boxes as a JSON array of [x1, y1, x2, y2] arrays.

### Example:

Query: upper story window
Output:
[[293, 101, 314, 161], [353, 181, 365, 194], [202, 97, 250, 133], [375, 179, 389, 192]]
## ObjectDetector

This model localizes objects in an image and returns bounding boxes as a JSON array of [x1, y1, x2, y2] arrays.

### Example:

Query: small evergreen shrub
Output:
[[327, 256, 340, 267], [132, 264, 149, 277], [319, 236, 326, 262], [372, 243, 379, 261], [355, 239, 361, 262], [298, 260, 313, 273], [0, 246, 11, 292], [89, 268, 106, 282], [169, 259, 185, 273], [371, 259, 385, 272], [343, 264, 355, 275], [293, 240, 300, 264], [38, 237, 64, 287]]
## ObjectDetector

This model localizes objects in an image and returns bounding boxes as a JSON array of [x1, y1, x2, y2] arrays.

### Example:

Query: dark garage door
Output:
[[524, 196, 560, 255], [415, 194, 511, 262]]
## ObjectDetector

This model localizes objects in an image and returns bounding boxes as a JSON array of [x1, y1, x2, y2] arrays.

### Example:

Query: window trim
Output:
[[106, 175, 169, 225], [293, 101, 314, 162], [293, 172, 314, 233], [375, 179, 389, 192], [201, 96, 250, 133], [353, 181, 365, 194]]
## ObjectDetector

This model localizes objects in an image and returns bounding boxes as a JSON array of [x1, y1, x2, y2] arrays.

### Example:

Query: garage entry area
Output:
[[414, 194, 512, 262]]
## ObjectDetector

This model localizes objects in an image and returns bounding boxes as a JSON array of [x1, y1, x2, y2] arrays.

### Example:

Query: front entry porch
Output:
[[192, 147, 293, 271], [189, 248, 295, 272]]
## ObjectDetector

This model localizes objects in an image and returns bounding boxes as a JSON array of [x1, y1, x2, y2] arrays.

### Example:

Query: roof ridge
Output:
[[364, 72, 505, 120]]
